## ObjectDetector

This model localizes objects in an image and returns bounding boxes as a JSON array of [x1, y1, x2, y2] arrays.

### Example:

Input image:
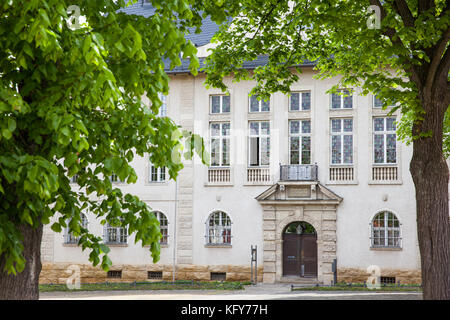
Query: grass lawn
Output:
[[39, 280, 252, 292], [292, 283, 422, 292]]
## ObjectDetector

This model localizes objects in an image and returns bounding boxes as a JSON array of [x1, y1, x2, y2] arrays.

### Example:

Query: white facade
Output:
[[40, 67, 422, 285]]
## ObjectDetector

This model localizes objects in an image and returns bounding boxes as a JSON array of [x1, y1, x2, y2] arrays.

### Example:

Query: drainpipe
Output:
[[172, 177, 178, 283]]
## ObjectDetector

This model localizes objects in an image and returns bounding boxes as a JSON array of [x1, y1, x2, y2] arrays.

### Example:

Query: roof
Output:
[[119, 2, 315, 74]]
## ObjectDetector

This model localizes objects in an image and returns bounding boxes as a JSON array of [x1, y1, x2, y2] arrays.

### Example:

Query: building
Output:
[[39, 2, 422, 285]]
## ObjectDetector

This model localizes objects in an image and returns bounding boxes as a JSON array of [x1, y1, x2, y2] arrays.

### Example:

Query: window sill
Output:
[[103, 243, 128, 247], [326, 180, 359, 185], [368, 180, 403, 185], [370, 246, 402, 251], [244, 182, 273, 186], [204, 182, 234, 187], [62, 243, 80, 247], [204, 244, 232, 248], [144, 244, 169, 248]]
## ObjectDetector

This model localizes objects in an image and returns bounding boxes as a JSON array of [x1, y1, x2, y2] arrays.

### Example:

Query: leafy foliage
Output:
[[204, 0, 449, 152], [0, 0, 233, 275]]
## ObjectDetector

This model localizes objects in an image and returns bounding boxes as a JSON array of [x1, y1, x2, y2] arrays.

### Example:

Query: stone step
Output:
[[278, 276, 319, 285]]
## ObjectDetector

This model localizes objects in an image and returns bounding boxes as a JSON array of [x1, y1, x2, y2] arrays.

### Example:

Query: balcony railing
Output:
[[280, 164, 318, 181]]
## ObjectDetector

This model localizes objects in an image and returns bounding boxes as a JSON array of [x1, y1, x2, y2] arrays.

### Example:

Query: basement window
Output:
[[380, 276, 396, 285], [210, 272, 226, 281], [148, 271, 163, 280], [107, 270, 122, 279]]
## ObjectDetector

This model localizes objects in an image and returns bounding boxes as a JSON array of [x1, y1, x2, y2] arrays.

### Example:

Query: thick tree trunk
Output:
[[0, 223, 43, 300], [410, 95, 450, 300]]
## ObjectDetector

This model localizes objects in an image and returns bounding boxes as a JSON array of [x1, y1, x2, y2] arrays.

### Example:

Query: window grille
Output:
[[205, 211, 232, 245], [380, 276, 396, 284], [64, 214, 88, 244], [210, 272, 226, 281], [148, 271, 163, 280], [107, 270, 122, 279], [371, 211, 401, 248], [104, 220, 128, 244]]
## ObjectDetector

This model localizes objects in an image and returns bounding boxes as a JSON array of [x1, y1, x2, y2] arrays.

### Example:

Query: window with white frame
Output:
[[371, 211, 401, 248], [373, 94, 383, 108], [110, 174, 123, 183], [331, 89, 353, 109], [331, 118, 353, 164], [373, 117, 397, 164], [210, 122, 230, 167], [154, 211, 168, 245], [289, 120, 311, 164], [206, 211, 232, 245], [290, 91, 311, 111], [248, 121, 270, 166], [249, 95, 270, 112], [149, 163, 166, 182], [104, 219, 127, 244], [157, 92, 167, 117], [64, 213, 88, 244], [210, 95, 230, 114]]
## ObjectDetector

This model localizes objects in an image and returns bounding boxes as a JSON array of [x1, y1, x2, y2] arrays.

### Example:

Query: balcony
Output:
[[279, 164, 318, 181]]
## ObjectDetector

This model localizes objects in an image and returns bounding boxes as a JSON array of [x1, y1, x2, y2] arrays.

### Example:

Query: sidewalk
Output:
[[39, 283, 422, 300]]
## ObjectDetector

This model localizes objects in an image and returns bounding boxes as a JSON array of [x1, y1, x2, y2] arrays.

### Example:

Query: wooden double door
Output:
[[283, 233, 318, 277]]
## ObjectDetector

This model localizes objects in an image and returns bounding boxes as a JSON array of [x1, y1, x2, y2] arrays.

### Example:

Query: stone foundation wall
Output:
[[39, 263, 263, 284], [337, 267, 422, 284]]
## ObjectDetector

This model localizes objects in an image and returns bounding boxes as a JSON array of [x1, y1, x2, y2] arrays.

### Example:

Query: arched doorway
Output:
[[282, 221, 318, 277]]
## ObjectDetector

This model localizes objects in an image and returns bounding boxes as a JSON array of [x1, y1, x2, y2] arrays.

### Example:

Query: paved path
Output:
[[40, 283, 422, 300]]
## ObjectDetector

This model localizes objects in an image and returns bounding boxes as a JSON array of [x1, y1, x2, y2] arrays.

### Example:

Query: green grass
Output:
[[39, 280, 253, 292], [292, 283, 422, 292]]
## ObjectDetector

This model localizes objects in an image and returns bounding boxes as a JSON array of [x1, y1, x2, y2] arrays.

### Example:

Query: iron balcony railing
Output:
[[280, 164, 318, 181]]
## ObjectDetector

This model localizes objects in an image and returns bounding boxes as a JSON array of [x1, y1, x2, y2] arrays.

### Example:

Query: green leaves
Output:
[[0, 0, 231, 275]]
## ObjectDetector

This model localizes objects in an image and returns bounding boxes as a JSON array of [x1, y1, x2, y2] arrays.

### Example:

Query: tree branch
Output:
[[425, 27, 450, 92], [393, 0, 415, 28]]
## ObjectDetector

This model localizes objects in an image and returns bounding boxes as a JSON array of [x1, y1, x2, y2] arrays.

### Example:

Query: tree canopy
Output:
[[0, 0, 235, 276]]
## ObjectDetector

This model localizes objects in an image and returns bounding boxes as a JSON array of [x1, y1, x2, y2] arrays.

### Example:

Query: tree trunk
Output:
[[410, 96, 450, 300], [0, 223, 43, 300]]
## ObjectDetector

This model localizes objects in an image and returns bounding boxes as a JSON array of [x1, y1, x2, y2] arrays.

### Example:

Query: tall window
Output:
[[149, 164, 166, 182], [249, 95, 270, 112], [210, 95, 230, 114], [331, 118, 353, 164], [373, 117, 396, 164], [289, 120, 311, 164], [331, 89, 353, 109], [104, 219, 127, 244], [64, 214, 88, 244], [210, 122, 230, 167], [154, 211, 168, 245], [371, 211, 401, 248], [290, 91, 311, 111], [157, 92, 167, 117], [249, 121, 270, 166], [206, 211, 232, 245]]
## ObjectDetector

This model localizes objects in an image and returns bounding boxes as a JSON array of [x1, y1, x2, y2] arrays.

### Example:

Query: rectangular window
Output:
[[210, 95, 230, 114], [148, 271, 163, 280], [289, 120, 311, 164], [157, 92, 167, 117], [330, 118, 353, 164], [249, 95, 270, 112], [290, 91, 311, 111], [107, 270, 122, 279], [373, 117, 397, 164], [149, 164, 166, 182], [210, 122, 230, 167], [110, 174, 123, 183], [331, 89, 353, 109], [248, 121, 270, 166], [373, 95, 383, 108]]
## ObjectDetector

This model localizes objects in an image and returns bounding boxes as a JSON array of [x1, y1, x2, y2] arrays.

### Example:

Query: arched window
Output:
[[154, 211, 168, 245], [64, 213, 88, 244], [371, 211, 401, 248], [104, 217, 127, 244], [206, 211, 232, 245]]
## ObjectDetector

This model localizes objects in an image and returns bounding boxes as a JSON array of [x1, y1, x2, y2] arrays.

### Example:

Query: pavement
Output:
[[39, 283, 423, 300]]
